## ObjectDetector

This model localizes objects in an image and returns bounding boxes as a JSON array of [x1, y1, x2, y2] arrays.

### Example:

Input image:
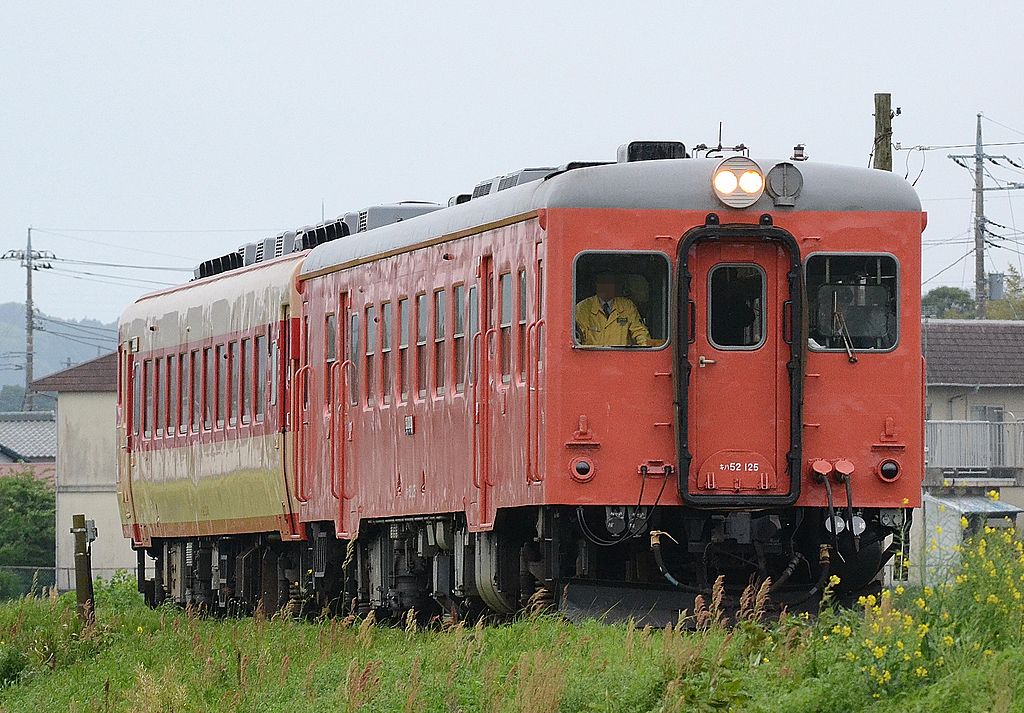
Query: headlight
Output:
[[712, 157, 765, 208]]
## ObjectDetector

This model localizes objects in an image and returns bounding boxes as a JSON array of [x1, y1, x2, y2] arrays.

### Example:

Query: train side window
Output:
[[453, 285, 465, 392], [573, 252, 669, 349], [434, 289, 446, 396], [178, 352, 188, 434], [270, 331, 279, 410], [499, 273, 513, 383], [203, 347, 213, 431], [216, 344, 226, 429], [325, 314, 337, 363], [132, 361, 140, 437], [255, 336, 267, 422], [806, 254, 899, 352], [517, 268, 527, 380], [467, 286, 478, 385], [241, 338, 251, 425], [415, 294, 427, 399], [229, 342, 239, 427], [348, 313, 359, 407], [167, 354, 178, 435], [398, 298, 410, 402], [142, 359, 152, 438], [709, 264, 766, 349], [191, 350, 200, 432], [365, 305, 376, 407], [155, 357, 164, 437], [381, 302, 393, 406]]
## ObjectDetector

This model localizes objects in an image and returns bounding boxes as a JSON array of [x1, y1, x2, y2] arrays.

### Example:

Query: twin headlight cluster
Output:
[[712, 156, 766, 208]]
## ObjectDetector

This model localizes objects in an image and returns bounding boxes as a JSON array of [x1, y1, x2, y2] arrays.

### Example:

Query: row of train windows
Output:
[[329, 268, 535, 408], [132, 335, 274, 438]]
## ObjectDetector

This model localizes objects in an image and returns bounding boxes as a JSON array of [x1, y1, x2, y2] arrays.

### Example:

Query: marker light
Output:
[[713, 169, 738, 194], [738, 170, 764, 194], [711, 157, 765, 208]]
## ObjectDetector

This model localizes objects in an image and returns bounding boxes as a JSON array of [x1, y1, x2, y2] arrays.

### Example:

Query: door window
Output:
[[708, 264, 766, 350]]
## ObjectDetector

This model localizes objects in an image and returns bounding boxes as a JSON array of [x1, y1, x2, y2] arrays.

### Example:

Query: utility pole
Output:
[[948, 114, 1024, 319], [1, 229, 54, 409], [873, 93, 893, 171], [24, 228, 34, 410]]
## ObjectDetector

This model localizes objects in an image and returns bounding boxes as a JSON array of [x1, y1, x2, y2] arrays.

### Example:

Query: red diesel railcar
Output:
[[118, 142, 924, 619]]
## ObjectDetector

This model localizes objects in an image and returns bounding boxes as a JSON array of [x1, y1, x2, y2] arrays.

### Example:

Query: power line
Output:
[[35, 226, 276, 234], [35, 327, 113, 350], [923, 248, 976, 285], [34, 314, 116, 337], [48, 257, 190, 272], [982, 115, 1024, 138], [46, 267, 175, 287], [31, 228, 195, 262], [39, 269, 167, 291]]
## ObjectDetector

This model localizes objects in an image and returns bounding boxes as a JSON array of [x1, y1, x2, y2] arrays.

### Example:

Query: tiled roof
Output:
[[0, 411, 56, 461], [923, 319, 1024, 386], [31, 352, 116, 393]]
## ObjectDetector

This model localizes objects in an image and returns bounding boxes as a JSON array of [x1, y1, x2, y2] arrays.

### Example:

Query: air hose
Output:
[[649, 530, 706, 594]]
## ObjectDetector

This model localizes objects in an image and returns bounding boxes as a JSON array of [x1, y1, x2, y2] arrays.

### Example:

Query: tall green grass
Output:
[[0, 525, 1022, 712]]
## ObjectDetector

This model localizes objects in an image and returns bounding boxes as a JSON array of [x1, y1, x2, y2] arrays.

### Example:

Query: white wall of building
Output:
[[54, 392, 138, 590]]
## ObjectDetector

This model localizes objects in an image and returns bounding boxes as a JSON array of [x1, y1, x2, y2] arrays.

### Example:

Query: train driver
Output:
[[575, 272, 651, 347]]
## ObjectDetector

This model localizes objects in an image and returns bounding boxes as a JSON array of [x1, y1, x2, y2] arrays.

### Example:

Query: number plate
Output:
[[696, 450, 777, 493]]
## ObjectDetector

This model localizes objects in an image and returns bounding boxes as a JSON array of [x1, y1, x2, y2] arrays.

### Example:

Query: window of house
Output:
[[573, 252, 669, 349], [709, 264, 766, 349], [434, 289, 446, 395], [416, 294, 427, 398], [399, 298, 410, 402], [806, 254, 899, 352], [453, 285, 466, 392]]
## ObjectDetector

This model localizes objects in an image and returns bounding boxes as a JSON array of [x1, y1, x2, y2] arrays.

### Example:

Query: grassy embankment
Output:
[[0, 524, 1023, 712]]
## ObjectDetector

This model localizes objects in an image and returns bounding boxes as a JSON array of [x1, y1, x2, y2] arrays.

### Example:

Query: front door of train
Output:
[[680, 226, 802, 506]]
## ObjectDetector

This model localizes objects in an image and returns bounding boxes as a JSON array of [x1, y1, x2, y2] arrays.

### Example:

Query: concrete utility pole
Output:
[[948, 114, 1024, 319], [873, 93, 893, 171]]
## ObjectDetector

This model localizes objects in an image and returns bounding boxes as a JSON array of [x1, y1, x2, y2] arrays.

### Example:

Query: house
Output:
[[31, 353, 138, 590], [0, 411, 56, 482], [911, 319, 1024, 584]]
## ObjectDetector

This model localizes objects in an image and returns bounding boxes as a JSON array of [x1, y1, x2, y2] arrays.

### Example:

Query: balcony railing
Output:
[[925, 420, 1024, 469]]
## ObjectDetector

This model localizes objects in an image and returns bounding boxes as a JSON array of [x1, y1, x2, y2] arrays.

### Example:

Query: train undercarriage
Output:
[[137, 505, 909, 624]]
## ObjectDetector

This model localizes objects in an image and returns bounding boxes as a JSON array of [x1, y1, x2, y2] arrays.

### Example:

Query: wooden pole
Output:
[[873, 93, 893, 171], [72, 514, 95, 625]]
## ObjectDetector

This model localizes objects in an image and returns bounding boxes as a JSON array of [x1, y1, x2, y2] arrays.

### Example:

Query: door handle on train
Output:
[[698, 356, 717, 367]]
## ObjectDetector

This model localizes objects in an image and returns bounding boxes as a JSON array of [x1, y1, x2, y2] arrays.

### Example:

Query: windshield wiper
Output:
[[831, 293, 858, 364]]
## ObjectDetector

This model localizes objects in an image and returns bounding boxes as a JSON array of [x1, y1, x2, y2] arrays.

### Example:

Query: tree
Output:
[[922, 286, 975, 319], [0, 473, 55, 597], [987, 266, 1024, 320]]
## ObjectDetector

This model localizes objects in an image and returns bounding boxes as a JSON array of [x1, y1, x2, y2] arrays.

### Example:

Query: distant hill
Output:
[[0, 302, 116, 388]]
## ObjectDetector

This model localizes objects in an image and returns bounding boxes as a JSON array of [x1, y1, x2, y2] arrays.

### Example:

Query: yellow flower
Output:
[[828, 574, 841, 587], [924, 586, 934, 597], [895, 585, 905, 595], [841, 625, 852, 637], [942, 635, 954, 647], [882, 669, 892, 683], [987, 594, 1000, 605], [914, 598, 927, 610], [915, 666, 928, 678], [987, 489, 1000, 501], [844, 651, 856, 661], [984, 649, 994, 656], [917, 623, 930, 637], [873, 645, 887, 659], [895, 640, 905, 651], [136, 626, 143, 634], [960, 516, 969, 529]]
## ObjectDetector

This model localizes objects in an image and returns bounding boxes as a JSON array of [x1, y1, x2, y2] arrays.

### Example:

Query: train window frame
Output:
[[365, 305, 376, 408], [398, 297, 410, 402], [453, 284, 466, 393], [381, 301, 393, 406], [142, 359, 152, 438], [517, 267, 528, 381], [415, 293, 427, 400], [203, 347, 213, 431], [571, 250, 671, 351], [155, 356, 164, 438], [190, 350, 201, 433], [132, 360, 140, 437], [348, 312, 359, 407], [229, 341, 240, 428], [240, 338, 251, 426], [255, 335, 267, 422], [178, 351, 188, 435], [499, 272, 513, 383], [434, 288, 446, 397], [167, 354, 178, 436], [707, 263, 768, 352], [804, 252, 901, 354]]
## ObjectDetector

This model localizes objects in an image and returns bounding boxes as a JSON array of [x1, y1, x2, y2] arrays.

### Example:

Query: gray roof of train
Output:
[[300, 159, 921, 278]]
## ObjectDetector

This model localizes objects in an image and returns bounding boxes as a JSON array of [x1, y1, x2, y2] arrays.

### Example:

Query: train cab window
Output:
[[573, 252, 669, 349], [709, 265, 765, 349], [255, 336, 267, 421], [415, 294, 427, 399], [240, 338, 251, 425], [434, 289, 446, 396], [806, 254, 899, 352], [453, 285, 465, 393], [398, 299, 410, 402], [365, 305, 376, 407], [381, 302, 393, 406]]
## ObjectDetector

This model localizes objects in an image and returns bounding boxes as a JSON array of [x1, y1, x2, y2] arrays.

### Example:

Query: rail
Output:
[[925, 420, 1024, 469]]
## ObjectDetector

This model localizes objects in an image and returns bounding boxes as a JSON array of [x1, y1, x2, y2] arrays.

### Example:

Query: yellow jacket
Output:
[[574, 295, 651, 347]]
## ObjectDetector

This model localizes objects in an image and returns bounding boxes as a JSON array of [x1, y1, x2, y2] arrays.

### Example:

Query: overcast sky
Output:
[[2, 2, 1023, 322]]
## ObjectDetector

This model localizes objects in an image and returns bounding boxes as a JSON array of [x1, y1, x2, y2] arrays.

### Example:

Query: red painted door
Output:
[[687, 240, 791, 499], [471, 255, 495, 528]]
